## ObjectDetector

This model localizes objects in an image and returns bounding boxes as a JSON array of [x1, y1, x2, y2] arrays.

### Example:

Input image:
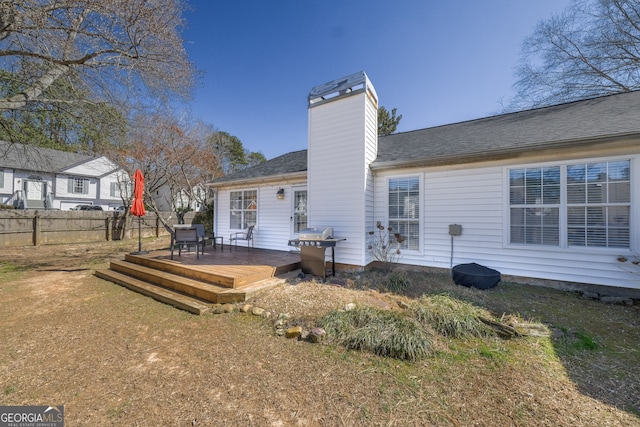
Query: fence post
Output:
[[33, 213, 41, 246], [106, 217, 112, 241]]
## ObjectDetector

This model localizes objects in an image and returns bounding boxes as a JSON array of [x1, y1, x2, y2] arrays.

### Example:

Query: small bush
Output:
[[384, 272, 410, 294], [412, 295, 494, 338], [367, 221, 404, 272], [321, 306, 432, 361]]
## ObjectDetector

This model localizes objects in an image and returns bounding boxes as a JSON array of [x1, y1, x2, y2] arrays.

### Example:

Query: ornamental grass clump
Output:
[[412, 295, 494, 339], [384, 272, 411, 294], [321, 306, 432, 361]]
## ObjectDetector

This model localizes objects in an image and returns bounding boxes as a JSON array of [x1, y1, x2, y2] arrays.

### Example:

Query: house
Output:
[[208, 71, 640, 293], [0, 141, 131, 210]]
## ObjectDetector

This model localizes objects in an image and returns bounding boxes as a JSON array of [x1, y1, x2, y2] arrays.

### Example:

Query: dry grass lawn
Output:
[[0, 238, 638, 426]]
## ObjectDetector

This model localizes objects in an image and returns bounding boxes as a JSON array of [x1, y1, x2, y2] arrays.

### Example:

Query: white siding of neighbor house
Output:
[[214, 179, 306, 252], [308, 89, 378, 267], [373, 154, 640, 290]]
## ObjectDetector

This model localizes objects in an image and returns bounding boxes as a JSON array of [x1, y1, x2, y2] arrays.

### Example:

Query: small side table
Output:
[[212, 235, 224, 251]]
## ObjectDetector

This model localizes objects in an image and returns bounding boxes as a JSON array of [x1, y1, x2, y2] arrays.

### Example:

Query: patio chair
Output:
[[171, 227, 202, 260], [230, 225, 254, 251], [194, 224, 210, 248]]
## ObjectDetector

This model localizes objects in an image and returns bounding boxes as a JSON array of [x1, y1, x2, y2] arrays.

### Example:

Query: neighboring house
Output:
[[208, 71, 640, 292], [0, 141, 131, 210], [152, 183, 209, 213]]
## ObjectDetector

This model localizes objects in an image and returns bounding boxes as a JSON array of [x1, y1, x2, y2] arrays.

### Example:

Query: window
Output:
[[388, 177, 420, 250], [230, 190, 257, 229], [110, 181, 132, 198], [68, 177, 89, 194], [293, 189, 307, 233], [509, 167, 560, 245], [567, 161, 630, 248], [508, 160, 630, 249]]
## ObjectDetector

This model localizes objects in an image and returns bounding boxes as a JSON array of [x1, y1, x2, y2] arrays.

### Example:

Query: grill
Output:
[[288, 227, 343, 278]]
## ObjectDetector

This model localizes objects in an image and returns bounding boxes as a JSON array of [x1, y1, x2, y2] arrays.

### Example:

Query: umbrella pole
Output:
[[131, 215, 148, 255], [138, 215, 142, 252]]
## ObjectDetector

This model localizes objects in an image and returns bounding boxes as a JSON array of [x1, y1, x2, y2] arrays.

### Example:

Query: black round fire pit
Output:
[[452, 263, 501, 290]]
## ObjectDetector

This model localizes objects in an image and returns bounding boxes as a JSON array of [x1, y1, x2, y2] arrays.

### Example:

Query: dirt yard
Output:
[[0, 238, 638, 426]]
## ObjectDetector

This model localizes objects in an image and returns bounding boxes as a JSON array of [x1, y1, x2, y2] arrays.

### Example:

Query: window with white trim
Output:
[[509, 166, 560, 245], [230, 190, 257, 229], [388, 177, 420, 250], [68, 177, 89, 194], [508, 160, 630, 248], [566, 161, 630, 248], [110, 181, 132, 198]]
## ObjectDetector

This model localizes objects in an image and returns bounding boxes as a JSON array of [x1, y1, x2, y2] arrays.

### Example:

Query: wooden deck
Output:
[[95, 245, 301, 314]]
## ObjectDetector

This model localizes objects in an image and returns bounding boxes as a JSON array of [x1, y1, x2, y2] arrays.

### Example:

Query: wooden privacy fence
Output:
[[0, 210, 198, 247]]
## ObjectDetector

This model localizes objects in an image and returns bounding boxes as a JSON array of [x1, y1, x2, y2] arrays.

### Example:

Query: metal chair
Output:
[[171, 228, 201, 259], [230, 225, 254, 251]]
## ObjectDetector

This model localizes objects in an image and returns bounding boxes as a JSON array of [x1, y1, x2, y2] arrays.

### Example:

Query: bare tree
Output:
[[0, 0, 195, 114], [112, 111, 220, 231], [510, 0, 640, 110]]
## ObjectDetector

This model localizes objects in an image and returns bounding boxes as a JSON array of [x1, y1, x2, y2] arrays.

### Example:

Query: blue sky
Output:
[[183, 1, 571, 160]]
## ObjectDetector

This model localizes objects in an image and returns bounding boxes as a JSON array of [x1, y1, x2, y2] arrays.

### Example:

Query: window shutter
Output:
[[68, 177, 73, 193], [110, 182, 116, 197], [83, 179, 89, 194], [0, 169, 4, 188]]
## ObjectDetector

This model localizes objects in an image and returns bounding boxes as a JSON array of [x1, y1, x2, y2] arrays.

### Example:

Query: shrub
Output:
[[367, 221, 404, 272], [412, 295, 494, 338], [384, 272, 411, 294], [321, 306, 432, 361]]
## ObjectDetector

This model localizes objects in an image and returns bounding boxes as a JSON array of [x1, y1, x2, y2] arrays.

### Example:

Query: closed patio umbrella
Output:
[[130, 169, 148, 254]]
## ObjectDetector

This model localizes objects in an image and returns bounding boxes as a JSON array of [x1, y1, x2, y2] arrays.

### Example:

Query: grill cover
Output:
[[452, 263, 501, 290]]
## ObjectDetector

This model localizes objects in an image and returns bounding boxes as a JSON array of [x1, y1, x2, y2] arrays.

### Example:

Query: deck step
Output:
[[123, 254, 275, 288], [108, 260, 236, 303], [95, 269, 212, 315]]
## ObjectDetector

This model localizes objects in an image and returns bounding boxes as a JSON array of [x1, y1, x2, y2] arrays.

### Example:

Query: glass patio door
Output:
[[291, 188, 307, 238]]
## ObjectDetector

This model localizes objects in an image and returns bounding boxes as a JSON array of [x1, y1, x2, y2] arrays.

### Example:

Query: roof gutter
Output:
[[206, 171, 307, 188], [370, 132, 640, 171]]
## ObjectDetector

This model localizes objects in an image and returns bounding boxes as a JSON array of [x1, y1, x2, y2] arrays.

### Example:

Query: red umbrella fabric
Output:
[[131, 169, 146, 217]]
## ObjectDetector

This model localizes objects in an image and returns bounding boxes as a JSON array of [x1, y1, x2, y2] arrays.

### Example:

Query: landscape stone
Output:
[[239, 304, 253, 313], [251, 307, 265, 316], [599, 296, 634, 306], [397, 300, 410, 309], [308, 327, 326, 343], [285, 326, 303, 339], [344, 303, 356, 311], [222, 303, 235, 313]]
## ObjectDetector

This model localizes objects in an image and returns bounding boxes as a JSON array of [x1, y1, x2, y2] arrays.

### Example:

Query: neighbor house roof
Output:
[[208, 91, 640, 184], [208, 149, 307, 187], [0, 141, 96, 173]]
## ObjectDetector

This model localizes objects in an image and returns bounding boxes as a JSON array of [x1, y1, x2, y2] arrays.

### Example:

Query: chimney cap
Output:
[[308, 71, 376, 106]]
